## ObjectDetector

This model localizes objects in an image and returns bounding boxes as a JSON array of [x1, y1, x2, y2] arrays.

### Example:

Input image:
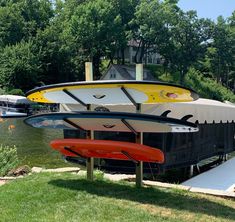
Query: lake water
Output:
[[0, 118, 75, 168], [1, 118, 234, 173]]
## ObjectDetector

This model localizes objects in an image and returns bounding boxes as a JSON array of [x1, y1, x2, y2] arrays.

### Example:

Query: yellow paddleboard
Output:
[[26, 80, 198, 105]]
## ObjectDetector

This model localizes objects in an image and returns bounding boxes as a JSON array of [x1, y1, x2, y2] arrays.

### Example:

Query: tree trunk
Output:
[[139, 42, 145, 63], [233, 79, 235, 93], [180, 67, 187, 85], [134, 40, 142, 63], [180, 70, 184, 85], [92, 54, 101, 80], [226, 66, 229, 88], [121, 48, 125, 65], [116, 49, 121, 64]]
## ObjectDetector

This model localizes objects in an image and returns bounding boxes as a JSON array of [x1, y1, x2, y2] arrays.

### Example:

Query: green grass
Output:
[[0, 173, 234, 222]]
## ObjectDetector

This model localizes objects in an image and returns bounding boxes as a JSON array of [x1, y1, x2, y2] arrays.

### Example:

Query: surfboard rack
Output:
[[64, 116, 141, 137], [63, 118, 86, 131], [121, 150, 138, 164], [25, 63, 201, 188], [62, 89, 87, 107], [121, 119, 138, 135], [120, 86, 139, 108], [63, 86, 141, 109], [64, 147, 86, 159]]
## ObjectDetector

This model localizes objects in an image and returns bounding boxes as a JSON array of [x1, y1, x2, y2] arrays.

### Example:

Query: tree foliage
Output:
[[130, 0, 177, 63], [166, 11, 213, 83], [0, 4, 25, 47], [67, 0, 126, 78], [0, 0, 53, 47], [0, 40, 41, 91], [185, 68, 235, 102], [0, 0, 234, 98]]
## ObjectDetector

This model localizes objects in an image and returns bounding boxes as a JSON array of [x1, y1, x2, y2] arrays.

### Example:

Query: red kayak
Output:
[[50, 139, 164, 163]]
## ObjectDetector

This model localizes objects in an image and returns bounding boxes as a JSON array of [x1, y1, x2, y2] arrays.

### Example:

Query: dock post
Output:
[[136, 64, 144, 81], [86, 151, 94, 181], [135, 131, 143, 188], [135, 64, 144, 188], [85, 62, 94, 181], [189, 165, 194, 178], [85, 62, 93, 81]]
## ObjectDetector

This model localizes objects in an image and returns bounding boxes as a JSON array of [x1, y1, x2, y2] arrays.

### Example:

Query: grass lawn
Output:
[[0, 173, 234, 222]]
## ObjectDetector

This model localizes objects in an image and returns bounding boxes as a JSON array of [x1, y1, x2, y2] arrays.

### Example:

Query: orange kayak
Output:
[[50, 139, 164, 163]]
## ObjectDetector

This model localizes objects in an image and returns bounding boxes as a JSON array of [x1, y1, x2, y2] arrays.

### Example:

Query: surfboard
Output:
[[50, 139, 165, 163], [26, 80, 199, 105], [24, 111, 199, 133]]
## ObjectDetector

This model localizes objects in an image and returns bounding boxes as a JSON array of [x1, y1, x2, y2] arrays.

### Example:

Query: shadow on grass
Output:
[[49, 178, 235, 220]]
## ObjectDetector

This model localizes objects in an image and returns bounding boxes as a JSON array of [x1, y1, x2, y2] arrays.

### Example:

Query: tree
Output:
[[0, 40, 42, 91], [213, 16, 233, 84], [165, 11, 213, 83], [18, 0, 54, 37], [110, 0, 139, 64], [130, 0, 176, 63], [0, 4, 25, 47], [228, 11, 235, 91], [131, 0, 213, 83], [0, 0, 53, 47], [67, 0, 124, 78], [200, 16, 234, 89], [35, 23, 82, 84]]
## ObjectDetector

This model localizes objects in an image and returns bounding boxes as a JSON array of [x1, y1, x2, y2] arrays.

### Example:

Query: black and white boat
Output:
[[0, 95, 32, 118], [61, 98, 235, 173]]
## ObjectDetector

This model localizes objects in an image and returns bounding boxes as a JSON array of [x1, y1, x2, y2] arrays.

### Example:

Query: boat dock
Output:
[[182, 157, 235, 194]]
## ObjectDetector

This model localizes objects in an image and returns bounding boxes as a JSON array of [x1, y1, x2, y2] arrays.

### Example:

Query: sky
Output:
[[178, 0, 235, 21]]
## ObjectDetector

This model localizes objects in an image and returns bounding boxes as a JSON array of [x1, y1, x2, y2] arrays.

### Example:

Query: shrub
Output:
[[7, 88, 24, 96], [94, 169, 104, 180], [185, 68, 235, 103], [0, 145, 19, 177], [0, 88, 6, 95]]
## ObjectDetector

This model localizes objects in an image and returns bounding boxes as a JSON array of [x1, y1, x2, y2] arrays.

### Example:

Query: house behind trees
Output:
[[118, 40, 163, 65], [101, 64, 156, 81]]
